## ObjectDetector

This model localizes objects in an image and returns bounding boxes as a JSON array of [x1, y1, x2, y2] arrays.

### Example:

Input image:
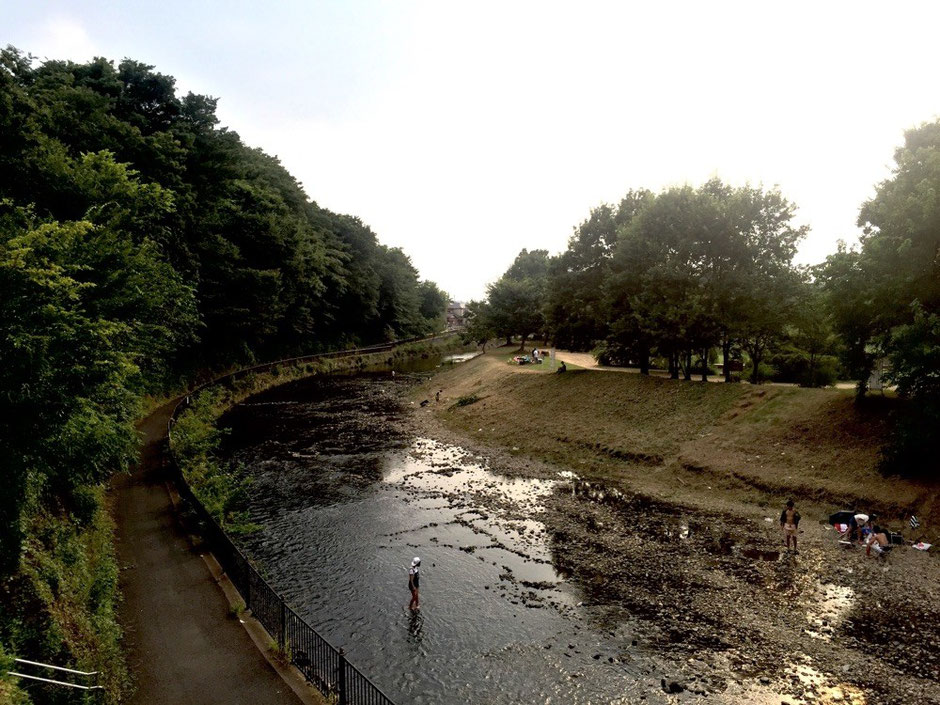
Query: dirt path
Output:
[[553, 350, 636, 372], [552, 349, 858, 389], [113, 400, 300, 705]]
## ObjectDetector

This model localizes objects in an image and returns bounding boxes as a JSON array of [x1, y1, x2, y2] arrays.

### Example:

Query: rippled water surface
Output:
[[221, 373, 653, 705]]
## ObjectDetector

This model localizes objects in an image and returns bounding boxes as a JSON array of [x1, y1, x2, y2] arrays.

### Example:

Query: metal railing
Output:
[[166, 337, 454, 705], [9, 659, 102, 692]]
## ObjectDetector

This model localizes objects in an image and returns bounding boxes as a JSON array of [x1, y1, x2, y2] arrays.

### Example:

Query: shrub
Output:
[[767, 346, 838, 387], [171, 390, 257, 533], [595, 343, 630, 367], [452, 394, 480, 408]]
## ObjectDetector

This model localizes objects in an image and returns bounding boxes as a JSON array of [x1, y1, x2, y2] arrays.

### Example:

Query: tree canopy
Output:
[[478, 121, 940, 477], [819, 120, 940, 475]]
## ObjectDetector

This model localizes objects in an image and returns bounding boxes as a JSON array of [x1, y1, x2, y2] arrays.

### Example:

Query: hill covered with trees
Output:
[[0, 46, 445, 703]]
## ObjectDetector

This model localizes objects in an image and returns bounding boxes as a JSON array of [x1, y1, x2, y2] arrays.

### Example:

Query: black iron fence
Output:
[[166, 337, 451, 704]]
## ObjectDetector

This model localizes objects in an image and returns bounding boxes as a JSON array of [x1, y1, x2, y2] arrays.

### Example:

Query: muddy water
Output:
[[221, 373, 674, 705]]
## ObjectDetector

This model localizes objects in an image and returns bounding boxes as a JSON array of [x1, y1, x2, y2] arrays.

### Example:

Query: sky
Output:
[[6, 1, 940, 300]]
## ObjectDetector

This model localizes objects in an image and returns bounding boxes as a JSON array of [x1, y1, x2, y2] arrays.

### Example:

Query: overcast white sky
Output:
[[6, 1, 940, 300]]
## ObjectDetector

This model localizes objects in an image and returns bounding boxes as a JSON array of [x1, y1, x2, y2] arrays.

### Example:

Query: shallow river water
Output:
[[221, 372, 663, 705]]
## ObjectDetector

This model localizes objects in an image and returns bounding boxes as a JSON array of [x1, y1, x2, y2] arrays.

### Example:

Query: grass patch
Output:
[[0, 487, 131, 704], [451, 394, 481, 408]]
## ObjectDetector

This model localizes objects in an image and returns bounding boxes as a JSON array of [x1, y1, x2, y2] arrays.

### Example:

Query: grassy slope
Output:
[[0, 487, 129, 704], [421, 348, 939, 538]]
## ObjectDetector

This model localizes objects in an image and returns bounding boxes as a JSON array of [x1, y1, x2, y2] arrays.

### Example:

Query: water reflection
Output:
[[407, 611, 424, 643]]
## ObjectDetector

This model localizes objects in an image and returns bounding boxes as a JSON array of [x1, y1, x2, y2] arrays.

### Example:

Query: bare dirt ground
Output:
[[404, 349, 940, 705]]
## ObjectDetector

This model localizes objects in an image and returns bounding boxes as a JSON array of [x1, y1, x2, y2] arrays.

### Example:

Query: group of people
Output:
[[781, 501, 894, 557], [846, 512, 894, 556]]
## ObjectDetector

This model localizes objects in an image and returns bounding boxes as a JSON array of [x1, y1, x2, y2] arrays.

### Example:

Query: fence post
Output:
[[338, 648, 347, 705], [279, 601, 287, 651], [245, 569, 251, 611]]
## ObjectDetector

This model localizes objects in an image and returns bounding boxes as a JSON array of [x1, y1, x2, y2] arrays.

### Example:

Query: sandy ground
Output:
[[405, 356, 940, 705]]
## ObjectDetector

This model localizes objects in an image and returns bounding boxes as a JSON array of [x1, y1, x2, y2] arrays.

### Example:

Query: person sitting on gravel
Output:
[[865, 530, 891, 556], [780, 499, 801, 554], [864, 514, 892, 557]]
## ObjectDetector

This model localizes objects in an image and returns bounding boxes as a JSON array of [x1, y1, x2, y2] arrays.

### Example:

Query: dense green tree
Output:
[[548, 192, 652, 352], [0, 211, 170, 572], [0, 47, 444, 371], [418, 281, 449, 333], [0, 46, 445, 574], [486, 249, 550, 349], [816, 245, 876, 396], [487, 277, 545, 349], [503, 248, 551, 282], [597, 181, 805, 381], [460, 299, 497, 350], [780, 281, 839, 387], [736, 268, 803, 382], [840, 120, 940, 475]]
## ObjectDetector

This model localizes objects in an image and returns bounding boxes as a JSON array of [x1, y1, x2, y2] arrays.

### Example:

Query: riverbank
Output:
[[415, 347, 937, 538], [171, 336, 469, 529], [409, 347, 940, 704]]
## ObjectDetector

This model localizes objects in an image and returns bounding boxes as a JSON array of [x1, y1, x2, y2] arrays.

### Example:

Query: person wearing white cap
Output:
[[852, 513, 869, 543], [408, 557, 421, 611]]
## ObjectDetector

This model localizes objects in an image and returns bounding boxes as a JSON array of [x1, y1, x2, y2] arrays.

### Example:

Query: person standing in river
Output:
[[780, 499, 801, 554], [408, 557, 421, 611]]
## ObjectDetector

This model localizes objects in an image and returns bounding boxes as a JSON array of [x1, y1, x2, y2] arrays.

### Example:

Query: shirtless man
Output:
[[780, 499, 801, 554]]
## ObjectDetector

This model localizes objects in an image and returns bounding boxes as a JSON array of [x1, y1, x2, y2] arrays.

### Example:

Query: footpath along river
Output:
[[220, 371, 677, 705]]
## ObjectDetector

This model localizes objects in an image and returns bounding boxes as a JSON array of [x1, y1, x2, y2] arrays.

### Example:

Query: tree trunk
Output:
[[639, 347, 650, 375], [854, 379, 868, 404], [750, 349, 763, 384], [722, 338, 733, 383], [669, 352, 679, 379], [683, 350, 692, 381], [517, 334, 528, 352], [701, 347, 708, 382]]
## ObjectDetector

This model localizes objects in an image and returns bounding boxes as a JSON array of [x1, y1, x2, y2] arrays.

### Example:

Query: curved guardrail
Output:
[[167, 335, 454, 704]]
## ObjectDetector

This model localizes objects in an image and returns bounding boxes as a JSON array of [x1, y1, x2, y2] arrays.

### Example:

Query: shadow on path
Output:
[[114, 400, 299, 705]]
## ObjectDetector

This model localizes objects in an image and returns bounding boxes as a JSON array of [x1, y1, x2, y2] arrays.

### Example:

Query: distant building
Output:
[[446, 300, 467, 329]]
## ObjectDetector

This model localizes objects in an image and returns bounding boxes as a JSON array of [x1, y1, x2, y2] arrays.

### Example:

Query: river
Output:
[[220, 371, 670, 705]]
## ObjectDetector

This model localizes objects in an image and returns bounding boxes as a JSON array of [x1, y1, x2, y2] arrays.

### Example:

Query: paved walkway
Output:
[[114, 400, 300, 705]]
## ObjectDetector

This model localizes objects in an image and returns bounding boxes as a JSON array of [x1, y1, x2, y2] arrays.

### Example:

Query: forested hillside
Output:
[[0, 46, 444, 703]]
